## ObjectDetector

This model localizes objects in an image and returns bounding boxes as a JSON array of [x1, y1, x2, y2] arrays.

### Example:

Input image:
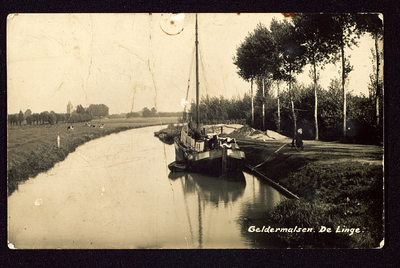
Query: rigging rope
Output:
[[199, 44, 215, 96], [185, 46, 196, 106]]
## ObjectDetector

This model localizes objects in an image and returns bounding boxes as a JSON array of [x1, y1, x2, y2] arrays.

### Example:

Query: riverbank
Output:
[[7, 117, 179, 196], [156, 123, 383, 247], [8, 121, 384, 248], [232, 130, 383, 248]]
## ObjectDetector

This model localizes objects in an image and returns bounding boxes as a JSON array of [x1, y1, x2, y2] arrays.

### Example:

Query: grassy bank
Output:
[[7, 117, 179, 196], [237, 139, 383, 248]]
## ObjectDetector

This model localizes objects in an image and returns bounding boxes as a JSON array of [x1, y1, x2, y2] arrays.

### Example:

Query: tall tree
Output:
[[76, 104, 86, 114], [48, 111, 57, 124], [40, 111, 49, 124], [8, 114, 17, 125], [24, 109, 32, 118], [233, 23, 279, 129], [355, 14, 383, 128], [270, 18, 307, 139], [142, 107, 152, 117], [88, 104, 109, 117], [26, 115, 33, 125], [18, 110, 24, 125], [292, 14, 341, 140], [254, 78, 276, 131], [330, 14, 361, 138], [32, 113, 40, 125], [151, 107, 158, 116], [276, 81, 281, 132]]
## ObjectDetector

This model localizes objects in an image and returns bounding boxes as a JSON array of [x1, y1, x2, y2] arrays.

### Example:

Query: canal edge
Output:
[[244, 163, 300, 200]]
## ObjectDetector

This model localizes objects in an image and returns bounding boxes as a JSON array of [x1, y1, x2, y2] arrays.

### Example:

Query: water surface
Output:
[[8, 125, 286, 249]]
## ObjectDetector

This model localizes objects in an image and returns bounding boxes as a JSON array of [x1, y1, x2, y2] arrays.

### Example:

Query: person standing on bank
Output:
[[295, 128, 304, 150]]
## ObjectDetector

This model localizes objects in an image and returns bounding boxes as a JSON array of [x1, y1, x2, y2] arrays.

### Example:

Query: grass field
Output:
[[7, 117, 179, 196]]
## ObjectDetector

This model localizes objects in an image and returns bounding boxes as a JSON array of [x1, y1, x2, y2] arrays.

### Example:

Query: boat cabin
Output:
[[180, 124, 238, 153]]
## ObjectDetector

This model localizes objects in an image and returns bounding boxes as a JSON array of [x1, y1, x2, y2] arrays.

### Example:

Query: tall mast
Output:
[[195, 14, 200, 127]]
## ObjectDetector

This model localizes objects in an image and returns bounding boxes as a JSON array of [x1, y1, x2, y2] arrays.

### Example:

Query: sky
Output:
[[7, 13, 380, 115]]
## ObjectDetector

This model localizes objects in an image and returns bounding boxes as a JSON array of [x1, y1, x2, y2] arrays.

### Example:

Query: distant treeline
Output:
[[8, 103, 110, 125], [186, 95, 249, 126], [8, 110, 76, 125], [126, 107, 182, 118], [8, 104, 183, 125]]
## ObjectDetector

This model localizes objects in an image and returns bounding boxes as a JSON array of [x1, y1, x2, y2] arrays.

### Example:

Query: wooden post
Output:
[[220, 126, 223, 134], [57, 135, 60, 148]]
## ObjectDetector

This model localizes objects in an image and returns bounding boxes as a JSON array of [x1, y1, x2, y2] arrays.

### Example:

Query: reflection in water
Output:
[[169, 172, 246, 206], [168, 171, 287, 248], [8, 126, 287, 249], [169, 172, 246, 248], [238, 176, 288, 248]]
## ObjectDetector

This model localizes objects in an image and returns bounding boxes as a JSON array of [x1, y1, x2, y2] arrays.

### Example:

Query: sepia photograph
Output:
[[7, 13, 383, 249]]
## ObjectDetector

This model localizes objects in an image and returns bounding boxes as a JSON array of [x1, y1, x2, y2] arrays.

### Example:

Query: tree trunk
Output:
[[277, 81, 281, 133], [341, 40, 347, 138], [251, 79, 254, 126], [262, 78, 265, 131], [289, 71, 296, 139], [375, 32, 380, 127], [313, 59, 319, 140], [291, 96, 296, 139]]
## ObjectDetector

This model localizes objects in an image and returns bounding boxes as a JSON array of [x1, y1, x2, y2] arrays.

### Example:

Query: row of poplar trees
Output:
[[233, 13, 383, 141]]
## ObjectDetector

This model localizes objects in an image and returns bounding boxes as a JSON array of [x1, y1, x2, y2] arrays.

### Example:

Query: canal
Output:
[[8, 125, 287, 249]]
